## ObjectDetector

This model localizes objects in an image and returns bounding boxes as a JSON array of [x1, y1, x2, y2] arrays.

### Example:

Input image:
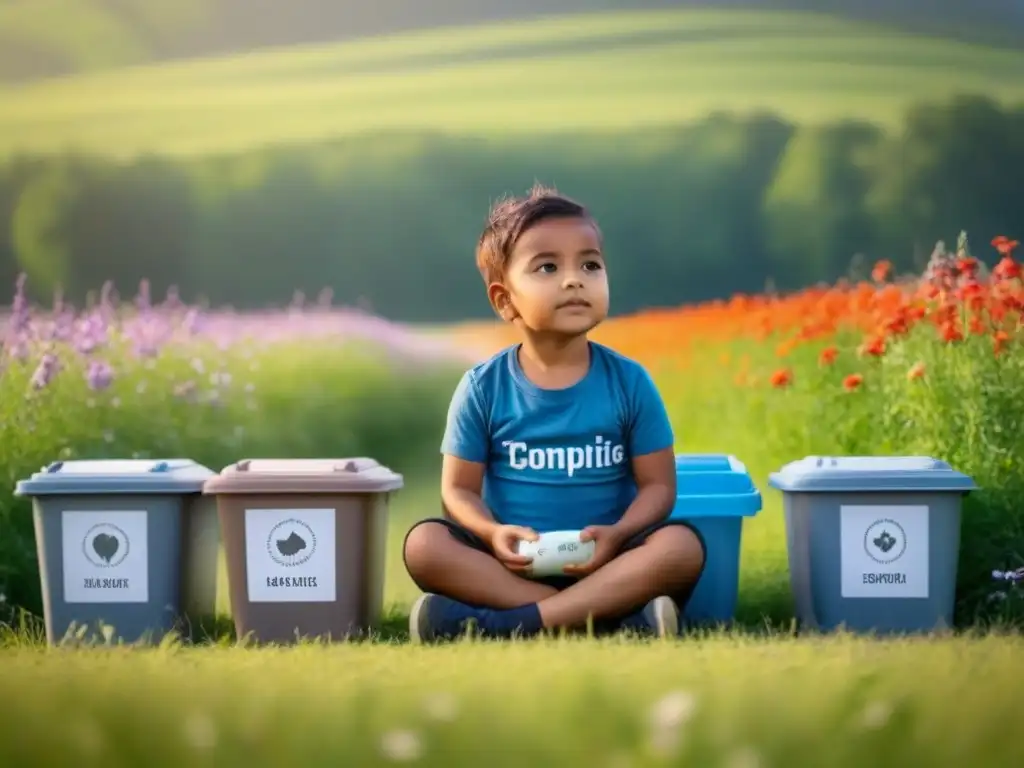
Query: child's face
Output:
[[489, 216, 609, 336]]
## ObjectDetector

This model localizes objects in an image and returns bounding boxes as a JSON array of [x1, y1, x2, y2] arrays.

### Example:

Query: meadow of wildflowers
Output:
[[0, 275, 467, 616], [1, 234, 1023, 767]]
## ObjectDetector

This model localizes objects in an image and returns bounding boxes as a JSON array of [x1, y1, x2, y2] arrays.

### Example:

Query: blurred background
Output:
[[1, 0, 1022, 321]]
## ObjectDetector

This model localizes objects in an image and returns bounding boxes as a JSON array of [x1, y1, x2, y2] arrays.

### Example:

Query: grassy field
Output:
[[3, 632, 1024, 766], [1, 237, 1023, 764], [3, 9, 1024, 158]]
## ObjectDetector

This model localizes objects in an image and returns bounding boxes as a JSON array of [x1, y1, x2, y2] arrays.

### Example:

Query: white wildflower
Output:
[[649, 690, 698, 730], [646, 690, 698, 758], [860, 700, 893, 730], [380, 729, 423, 762], [422, 692, 458, 722]]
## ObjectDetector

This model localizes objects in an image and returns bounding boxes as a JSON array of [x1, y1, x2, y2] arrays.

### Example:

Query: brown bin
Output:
[[202, 457, 403, 644]]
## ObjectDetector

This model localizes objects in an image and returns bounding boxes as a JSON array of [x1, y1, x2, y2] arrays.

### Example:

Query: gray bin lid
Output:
[[14, 458, 216, 497], [202, 457, 404, 495], [768, 455, 976, 493]]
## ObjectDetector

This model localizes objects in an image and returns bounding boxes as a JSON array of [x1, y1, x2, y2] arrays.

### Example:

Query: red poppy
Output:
[[993, 256, 1021, 281], [992, 236, 1019, 256], [994, 330, 1011, 357], [871, 260, 892, 283], [858, 336, 886, 357], [940, 323, 963, 343]]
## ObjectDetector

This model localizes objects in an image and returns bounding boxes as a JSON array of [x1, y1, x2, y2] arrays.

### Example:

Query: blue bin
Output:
[[668, 453, 762, 625], [769, 456, 976, 634], [14, 458, 216, 644]]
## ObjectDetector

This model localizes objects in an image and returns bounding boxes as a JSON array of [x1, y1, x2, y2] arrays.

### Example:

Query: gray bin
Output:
[[769, 456, 976, 635], [14, 458, 216, 645]]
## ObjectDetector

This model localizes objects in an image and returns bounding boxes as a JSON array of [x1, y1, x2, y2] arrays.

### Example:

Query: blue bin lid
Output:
[[768, 455, 976, 494], [14, 458, 216, 497], [673, 453, 762, 517]]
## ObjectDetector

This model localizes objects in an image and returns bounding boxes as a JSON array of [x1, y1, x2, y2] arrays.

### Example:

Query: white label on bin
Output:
[[244, 508, 336, 602], [62, 510, 149, 603], [840, 505, 929, 599]]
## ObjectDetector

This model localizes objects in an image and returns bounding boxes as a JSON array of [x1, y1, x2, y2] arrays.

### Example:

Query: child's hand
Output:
[[562, 525, 625, 577], [490, 524, 539, 573]]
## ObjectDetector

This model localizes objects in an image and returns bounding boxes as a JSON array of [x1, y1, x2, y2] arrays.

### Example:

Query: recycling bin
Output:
[[668, 454, 762, 626], [203, 457, 403, 644], [13, 458, 217, 645], [769, 455, 976, 634]]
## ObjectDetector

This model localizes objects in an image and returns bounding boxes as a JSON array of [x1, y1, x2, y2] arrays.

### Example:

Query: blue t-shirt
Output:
[[440, 341, 675, 532]]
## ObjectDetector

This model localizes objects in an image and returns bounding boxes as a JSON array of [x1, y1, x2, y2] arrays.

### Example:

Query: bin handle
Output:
[[230, 458, 377, 473], [150, 461, 170, 472], [336, 459, 379, 473], [45, 461, 63, 473]]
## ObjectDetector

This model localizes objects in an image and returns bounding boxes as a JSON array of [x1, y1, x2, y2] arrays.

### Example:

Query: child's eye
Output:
[[536, 263, 557, 273], [582, 261, 603, 272]]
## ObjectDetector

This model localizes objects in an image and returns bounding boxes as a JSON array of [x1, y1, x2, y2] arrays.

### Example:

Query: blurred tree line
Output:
[[0, 94, 1021, 322]]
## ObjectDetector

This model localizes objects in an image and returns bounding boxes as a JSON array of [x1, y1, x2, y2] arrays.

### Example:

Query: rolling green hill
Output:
[[2, 0, 1022, 84], [1, 9, 1023, 159]]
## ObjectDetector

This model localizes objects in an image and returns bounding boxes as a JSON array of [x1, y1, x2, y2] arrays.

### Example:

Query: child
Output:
[[403, 185, 706, 642]]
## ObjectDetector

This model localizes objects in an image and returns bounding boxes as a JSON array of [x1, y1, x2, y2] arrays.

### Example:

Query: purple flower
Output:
[[86, 360, 114, 391], [6, 338, 29, 362], [51, 309, 75, 343], [163, 285, 183, 312], [100, 281, 117, 319], [992, 568, 1024, 584], [183, 308, 203, 335], [136, 279, 151, 314], [9, 273, 31, 336], [124, 314, 170, 358], [30, 352, 60, 390], [73, 311, 109, 355]]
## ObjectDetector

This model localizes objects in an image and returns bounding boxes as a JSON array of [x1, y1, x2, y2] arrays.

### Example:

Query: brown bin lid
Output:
[[202, 457, 404, 495]]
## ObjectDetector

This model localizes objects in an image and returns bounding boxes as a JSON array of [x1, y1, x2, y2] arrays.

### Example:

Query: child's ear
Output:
[[488, 282, 518, 322]]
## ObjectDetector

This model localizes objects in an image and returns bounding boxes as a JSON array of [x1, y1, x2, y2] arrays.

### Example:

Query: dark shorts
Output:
[[403, 517, 707, 601]]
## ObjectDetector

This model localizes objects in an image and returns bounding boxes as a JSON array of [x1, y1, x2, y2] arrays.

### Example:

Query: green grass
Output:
[[3, 632, 1024, 766], [3, 9, 1024, 158]]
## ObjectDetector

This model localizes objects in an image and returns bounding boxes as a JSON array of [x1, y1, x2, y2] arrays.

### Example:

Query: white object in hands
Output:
[[515, 530, 596, 578]]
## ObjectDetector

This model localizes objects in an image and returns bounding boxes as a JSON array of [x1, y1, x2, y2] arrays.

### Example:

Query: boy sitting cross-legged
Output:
[[403, 185, 706, 642]]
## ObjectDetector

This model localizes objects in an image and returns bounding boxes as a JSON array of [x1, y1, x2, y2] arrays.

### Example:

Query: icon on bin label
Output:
[[267, 519, 316, 567], [863, 518, 907, 564], [82, 523, 130, 568]]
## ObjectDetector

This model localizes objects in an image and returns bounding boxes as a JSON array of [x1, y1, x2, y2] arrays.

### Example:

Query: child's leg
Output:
[[403, 519, 559, 609], [536, 522, 705, 630]]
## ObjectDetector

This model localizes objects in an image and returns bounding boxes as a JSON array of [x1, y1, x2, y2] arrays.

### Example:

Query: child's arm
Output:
[[613, 366, 677, 540], [613, 449, 677, 541], [441, 454, 498, 542], [439, 371, 536, 567]]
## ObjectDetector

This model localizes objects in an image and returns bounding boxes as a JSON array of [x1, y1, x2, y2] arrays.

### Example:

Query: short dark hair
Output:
[[475, 183, 598, 286]]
